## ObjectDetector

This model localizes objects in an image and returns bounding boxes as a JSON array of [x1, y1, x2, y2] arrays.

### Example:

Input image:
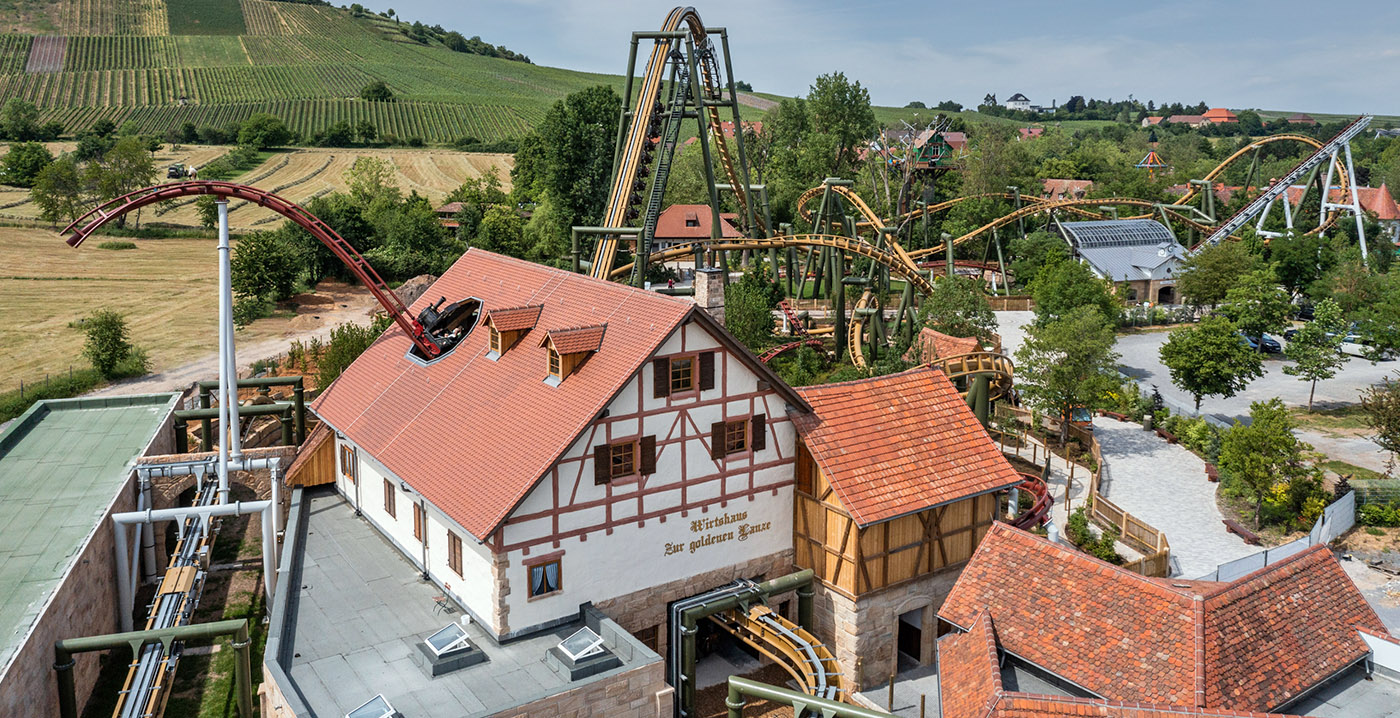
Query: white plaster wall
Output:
[[333, 436, 498, 629], [500, 319, 799, 633]]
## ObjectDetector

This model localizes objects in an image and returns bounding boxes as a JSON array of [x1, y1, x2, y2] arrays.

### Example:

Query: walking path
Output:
[[1093, 416, 1255, 579]]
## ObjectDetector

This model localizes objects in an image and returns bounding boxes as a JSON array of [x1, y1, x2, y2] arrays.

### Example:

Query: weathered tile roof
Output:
[[905, 327, 981, 362], [938, 524, 1388, 714], [543, 324, 606, 354], [653, 204, 745, 240], [938, 612, 1003, 718], [310, 250, 697, 540], [790, 367, 1021, 526], [486, 304, 543, 332]]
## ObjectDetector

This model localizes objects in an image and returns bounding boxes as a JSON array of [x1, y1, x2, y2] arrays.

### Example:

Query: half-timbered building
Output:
[[311, 250, 810, 650], [789, 367, 1022, 689]]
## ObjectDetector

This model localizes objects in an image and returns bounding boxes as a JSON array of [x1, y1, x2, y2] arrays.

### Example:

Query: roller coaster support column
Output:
[[610, 36, 642, 189], [197, 376, 307, 445], [216, 199, 236, 504], [1007, 185, 1025, 240], [1188, 179, 1216, 222], [968, 374, 991, 426], [571, 227, 640, 275], [55, 619, 253, 718], [716, 29, 762, 237], [726, 676, 891, 718], [833, 252, 847, 360], [683, 34, 728, 282], [1341, 141, 1369, 262]]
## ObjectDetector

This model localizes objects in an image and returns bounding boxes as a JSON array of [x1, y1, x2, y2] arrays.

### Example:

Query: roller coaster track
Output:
[[905, 197, 1219, 260], [61, 181, 444, 357], [591, 6, 757, 280], [611, 233, 936, 295], [114, 476, 220, 718], [757, 339, 826, 363], [709, 605, 844, 702], [928, 351, 1015, 401], [1006, 472, 1052, 530]]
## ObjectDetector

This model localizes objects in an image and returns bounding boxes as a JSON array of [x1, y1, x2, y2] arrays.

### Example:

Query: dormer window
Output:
[[540, 324, 606, 386], [484, 305, 543, 360]]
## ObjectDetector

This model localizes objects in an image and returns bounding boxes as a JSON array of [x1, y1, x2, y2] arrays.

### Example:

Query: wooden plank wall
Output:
[[287, 427, 336, 486]]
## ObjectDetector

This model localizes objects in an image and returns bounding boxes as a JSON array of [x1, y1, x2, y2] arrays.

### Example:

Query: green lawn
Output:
[[167, 0, 247, 35], [1318, 459, 1384, 481]]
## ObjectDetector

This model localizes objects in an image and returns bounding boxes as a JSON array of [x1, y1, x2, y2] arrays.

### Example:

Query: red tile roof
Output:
[[1203, 108, 1238, 123], [939, 524, 1388, 713], [790, 367, 1021, 526], [904, 327, 981, 362], [1166, 115, 1206, 125], [938, 612, 1003, 718], [653, 204, 745, 240], [1143, 116, 1165, 126], [1284, 184, 1400, 221], [311, 250, 700, 539], [543, 324, 606, 354], [486, 304, 542, 332], [1042, 178, 1093, 199], [990, 695, 1298, 717]]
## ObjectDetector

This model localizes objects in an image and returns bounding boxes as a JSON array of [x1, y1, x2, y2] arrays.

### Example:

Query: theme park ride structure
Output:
[[586, 6, 763, 287], [59, 180, 490, 718]]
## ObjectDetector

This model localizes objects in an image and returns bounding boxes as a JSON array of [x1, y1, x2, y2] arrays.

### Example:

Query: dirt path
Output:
[[88, 285, 378, 398]]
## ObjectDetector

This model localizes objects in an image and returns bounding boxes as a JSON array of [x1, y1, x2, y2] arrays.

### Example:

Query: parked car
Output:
[[167, 164, 189, 179], [1239, 333, 1281, 353], [1339, 333, 1396, 359]]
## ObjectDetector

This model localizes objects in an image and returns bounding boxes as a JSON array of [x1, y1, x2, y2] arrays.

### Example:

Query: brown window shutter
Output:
[[639, 435, 657, 474], [710, 422, 724, 459], [751, 414, 766, 451], [594, 444, 611, 484], [653, 358, 670, 398], [699, 351, 716, 391]]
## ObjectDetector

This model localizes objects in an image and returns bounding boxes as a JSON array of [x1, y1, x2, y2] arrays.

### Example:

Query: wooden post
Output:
[[1065, 461, 1075, 513], [888, 673, 895, 710], [921, 694, 927, 718]]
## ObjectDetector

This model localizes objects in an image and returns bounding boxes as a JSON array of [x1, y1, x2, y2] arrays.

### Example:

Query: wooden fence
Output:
[[995, 404, 1172, 577], [988, 295, 1033, 311]]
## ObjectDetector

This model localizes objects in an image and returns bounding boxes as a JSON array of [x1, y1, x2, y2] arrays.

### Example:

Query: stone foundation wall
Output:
[[0, 474, 136, 718], [811, 569, 962, 692], [496, 660, 673, 718], [594, 549, 796, 659]]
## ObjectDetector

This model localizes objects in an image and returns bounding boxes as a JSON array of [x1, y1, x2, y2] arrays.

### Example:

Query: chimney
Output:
[[693, 267, 726, 324]]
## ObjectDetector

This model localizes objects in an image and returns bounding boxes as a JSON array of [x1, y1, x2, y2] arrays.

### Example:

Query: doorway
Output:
[[1157, 284, 1175, 304], [897, 608, 923, 670]]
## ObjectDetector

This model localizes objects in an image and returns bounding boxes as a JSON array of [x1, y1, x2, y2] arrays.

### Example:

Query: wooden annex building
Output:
[[789, 367, 1023, 688]]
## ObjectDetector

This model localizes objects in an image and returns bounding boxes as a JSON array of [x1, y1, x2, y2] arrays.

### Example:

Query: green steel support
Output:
[[833, 250, 847, 360], [678, 570, 817, 718], [726, 675, 893, 718], [55, 620, 252, 718], [198, 390, 211, 452], [683, 35, 725, 287], [175, 402, 296, 447], [970, 374, 991, 426], [197, 376, 306, 444], [610, 37, 642, 189], [571, 226, 641, 274], [1242, 148, 1260, 205], [718, 30, 762, 239], [993, 228, 1008, 293]]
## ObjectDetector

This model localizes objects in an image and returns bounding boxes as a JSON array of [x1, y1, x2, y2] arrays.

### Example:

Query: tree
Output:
[[2, 141, 53, 187], [236, 113, 292, 149], [920, 275, 998, 342], [1282, 298, 1348, 411], [807, 72, 877, 173], [1221, 268, 1291, 350], [724, 270, 781, 350], [0, 98, 40, 140], [83, 136, 156, 228], [904, 101, 926, 109], [1360, 375, 1400, 472], [1031, 259, 1118, 324], [1007, 230, 1068, 288], [82, 310, 134, 378], [30, 155, 84, 224], [473, 204, 525, 257], [344, 156, 400, 209], [734, 80, 753, 92], [1174, 240, 1260, 308], [1159, 316, 1264, 410], [231, 231, 300, 301], [195, 195, 218, 230], [1219, 398, 1308, 529], [360, 80, 394, 102], [355, 120, 377, 144], [509, 85, 620, 232], [1268, 231, 1334, 298], [1014, 306, 1121, 444], [318, 121, 354, 147]]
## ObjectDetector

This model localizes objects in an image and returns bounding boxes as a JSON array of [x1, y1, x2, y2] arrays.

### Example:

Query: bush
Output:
[[317, 316, 391, 388], [97, 241, 137, 250], [232, 294, 274, 327], [1358, 501, 1400, 527], [361, 80, 395, 102], [1065, 507, 1124, 564], [231, 231, 300, 301], [82, 310, 136, 377]]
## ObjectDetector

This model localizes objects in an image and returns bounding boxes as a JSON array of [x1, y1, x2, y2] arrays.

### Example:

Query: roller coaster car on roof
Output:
[[412, 296, 483, 361]]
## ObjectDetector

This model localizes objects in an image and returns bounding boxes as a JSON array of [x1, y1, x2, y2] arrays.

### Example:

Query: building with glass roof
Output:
[[1059, 219, 1186, 304]]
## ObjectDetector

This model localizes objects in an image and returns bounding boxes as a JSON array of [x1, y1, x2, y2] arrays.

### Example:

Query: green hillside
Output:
[[0, 0, 623, 144]]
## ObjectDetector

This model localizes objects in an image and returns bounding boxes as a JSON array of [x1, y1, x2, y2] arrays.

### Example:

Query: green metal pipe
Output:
[[175, 402, 293, 422], [726, 676, 893, 718], [197, 376, 306, 444], [173, 416, 188, 454], [821, 177, 856, 187], [55, 619, 252, 718], [199, 389, 211, 451]]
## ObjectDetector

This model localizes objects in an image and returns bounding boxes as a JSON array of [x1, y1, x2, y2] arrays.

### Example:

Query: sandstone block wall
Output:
[[497, 660, 673, 718]]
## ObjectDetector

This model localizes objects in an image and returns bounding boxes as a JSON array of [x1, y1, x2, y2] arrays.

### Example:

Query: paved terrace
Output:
[[0, 394, 178, 670], [1093, 415, 1255, 578], [268, 488, 661, 717]]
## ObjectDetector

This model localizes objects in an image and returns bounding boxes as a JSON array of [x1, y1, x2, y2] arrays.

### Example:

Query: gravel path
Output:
[[1094, 416, 1256, 579]]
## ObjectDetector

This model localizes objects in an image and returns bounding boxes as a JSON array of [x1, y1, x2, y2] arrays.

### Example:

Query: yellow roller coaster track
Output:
[[591, 6, 758, 280], [709, 605, 845, 703]]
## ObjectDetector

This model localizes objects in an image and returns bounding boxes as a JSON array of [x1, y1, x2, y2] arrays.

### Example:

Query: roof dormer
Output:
[[539, 324, 606, 386], [484, 305, 543, 360]]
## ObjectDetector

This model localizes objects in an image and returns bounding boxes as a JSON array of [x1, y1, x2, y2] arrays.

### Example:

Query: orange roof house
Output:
[[788, 367, 1024, 689], [1284, 183, 1400, 222], [1203, 107, 1238, 123], [1286, 112, 1317, 126], [904, 327, 981, 363], [937, 524, 1396, 717], [1042, 178, 1093, 200], [1018, 127, 1044, 140]]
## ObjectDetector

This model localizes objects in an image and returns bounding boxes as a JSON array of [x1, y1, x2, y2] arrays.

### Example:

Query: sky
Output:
[[382, 0, 1399, 116]]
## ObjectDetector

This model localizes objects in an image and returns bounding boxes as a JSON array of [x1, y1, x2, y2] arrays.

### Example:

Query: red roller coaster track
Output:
[[62, 181, 440, 358]]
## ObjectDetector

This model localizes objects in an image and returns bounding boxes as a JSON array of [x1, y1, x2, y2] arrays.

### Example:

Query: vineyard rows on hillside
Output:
[[58, 0, 168, 36], [0, 36, 35, 74]]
